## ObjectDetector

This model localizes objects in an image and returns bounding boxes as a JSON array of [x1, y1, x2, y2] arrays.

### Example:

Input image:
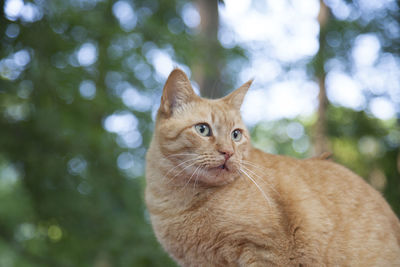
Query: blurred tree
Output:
[[193, 0, 224, 98], [313, 0, 330, 155]]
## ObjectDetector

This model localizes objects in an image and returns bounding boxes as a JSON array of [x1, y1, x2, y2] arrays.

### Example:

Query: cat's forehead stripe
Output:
[[209, 103, 237, 130]]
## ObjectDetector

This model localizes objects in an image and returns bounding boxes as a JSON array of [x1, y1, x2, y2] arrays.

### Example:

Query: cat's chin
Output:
[[195, 164, 238, 187]]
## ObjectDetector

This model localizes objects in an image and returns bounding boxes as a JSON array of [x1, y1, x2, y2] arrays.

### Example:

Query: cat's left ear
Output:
[[160, 68, 197, 116], [223, 79, 253, 109]]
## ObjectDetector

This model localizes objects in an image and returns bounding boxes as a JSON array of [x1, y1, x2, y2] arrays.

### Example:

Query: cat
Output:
[[145, 69, 400, 266]]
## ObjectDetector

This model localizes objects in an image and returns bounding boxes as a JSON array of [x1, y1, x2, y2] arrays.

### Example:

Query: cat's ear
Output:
[[160, 68, 197, 116], [223, 79, 253, 109]]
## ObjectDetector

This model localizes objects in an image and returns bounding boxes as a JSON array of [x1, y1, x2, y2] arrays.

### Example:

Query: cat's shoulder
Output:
[[250, 148, 332, 165], [250, 147, 353, 176]]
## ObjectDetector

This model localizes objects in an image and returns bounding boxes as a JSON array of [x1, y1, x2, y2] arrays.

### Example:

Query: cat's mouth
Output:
[[192, 160, 237, 186], [213, 162, 231, 172], [218, 164, 228, 170]]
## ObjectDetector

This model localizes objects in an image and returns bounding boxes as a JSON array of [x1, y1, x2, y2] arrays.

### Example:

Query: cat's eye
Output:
[[231, 129, 242, 142], [195, 123, 211, 137]]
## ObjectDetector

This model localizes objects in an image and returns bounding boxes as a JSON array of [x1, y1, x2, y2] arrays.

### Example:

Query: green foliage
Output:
[[251, 118, 313, 158]]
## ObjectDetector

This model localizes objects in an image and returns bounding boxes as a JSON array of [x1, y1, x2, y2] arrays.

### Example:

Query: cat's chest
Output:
[[153, 189, 287, 262]]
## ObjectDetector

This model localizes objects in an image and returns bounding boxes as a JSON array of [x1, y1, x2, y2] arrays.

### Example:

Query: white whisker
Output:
[[238, 168, 272, 208], [230, 159, 281, 199], [163, 157, 200, 184], [165, 160, 199, 184], [193, 166, 204, 192], [239, 163, 281, 198], [179, 165, 202, 192], [239, 160, 269, 173]]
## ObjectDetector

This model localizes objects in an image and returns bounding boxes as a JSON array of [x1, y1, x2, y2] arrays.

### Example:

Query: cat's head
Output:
[[154, 69, 252, 187]]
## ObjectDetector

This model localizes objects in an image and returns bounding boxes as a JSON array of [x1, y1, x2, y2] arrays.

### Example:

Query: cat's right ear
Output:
[[222, 79, 253, 110], [159, 69, 196, 116]]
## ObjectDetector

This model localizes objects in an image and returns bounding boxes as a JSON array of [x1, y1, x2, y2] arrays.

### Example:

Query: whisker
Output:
[[162, 157, 200, 184], [165, 160, 199, 184], [238, 169, 252, 187], [193, 166, 204, 192], [230, 159, 281, 199], [239, 164, 281, 198], [179, 165, 202, 192], [238, 160, 269, 173], [238, 168, 272, 208], [163, 157, 197, 177]]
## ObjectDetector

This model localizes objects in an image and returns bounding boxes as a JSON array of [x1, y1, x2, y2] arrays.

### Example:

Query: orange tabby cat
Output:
[[145, 69, 400, 266]]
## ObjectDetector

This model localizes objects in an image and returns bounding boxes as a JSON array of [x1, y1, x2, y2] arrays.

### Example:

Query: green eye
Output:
[[231, 129, 242, 142], [195, 123, 211, 137]]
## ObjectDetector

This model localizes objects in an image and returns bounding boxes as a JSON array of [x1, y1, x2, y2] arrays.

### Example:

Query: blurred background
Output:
[[0, 0, 399, 266]]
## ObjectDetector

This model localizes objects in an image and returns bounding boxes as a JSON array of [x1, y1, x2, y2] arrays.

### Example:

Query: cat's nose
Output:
[[218, 149, 233, 161]]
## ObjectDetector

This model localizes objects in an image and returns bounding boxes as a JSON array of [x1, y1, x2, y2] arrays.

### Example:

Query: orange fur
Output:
[[145, 69, 400, 266]]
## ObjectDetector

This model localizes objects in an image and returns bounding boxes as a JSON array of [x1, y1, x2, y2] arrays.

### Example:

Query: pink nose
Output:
[[218, 150, 233, 161]]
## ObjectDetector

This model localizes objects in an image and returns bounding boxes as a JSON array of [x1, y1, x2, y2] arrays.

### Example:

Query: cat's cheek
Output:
[[225, 159, 239, 172], [160, 133, 202, 154], [238, 142, 251, 157], [185, 131, 213, 146]]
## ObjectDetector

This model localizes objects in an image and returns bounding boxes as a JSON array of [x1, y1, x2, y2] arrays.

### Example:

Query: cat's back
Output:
[[249, 148, 400, 265], [251, 148, 393, 211]]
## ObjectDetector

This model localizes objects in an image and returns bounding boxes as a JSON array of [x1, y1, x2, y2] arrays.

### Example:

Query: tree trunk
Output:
[[314, 73, 329, 154], [194, 0, 223, 98], [313, 0, 330, 155]]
